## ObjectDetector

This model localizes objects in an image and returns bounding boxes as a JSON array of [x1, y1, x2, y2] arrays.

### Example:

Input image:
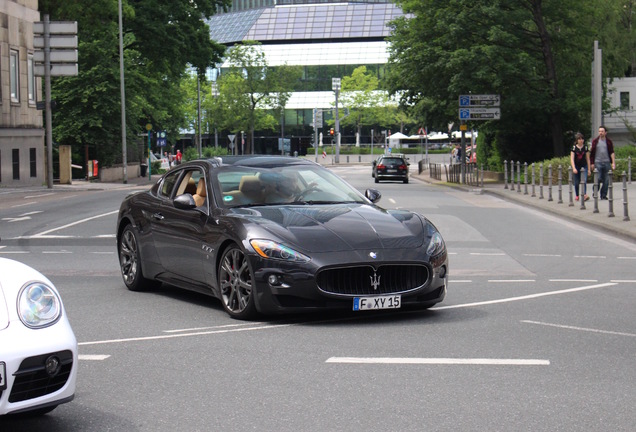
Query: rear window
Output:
[[380, 158, 404, 165]]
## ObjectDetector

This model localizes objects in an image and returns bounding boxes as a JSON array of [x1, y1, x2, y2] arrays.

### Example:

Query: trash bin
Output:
[[140, 164, 147, 177]]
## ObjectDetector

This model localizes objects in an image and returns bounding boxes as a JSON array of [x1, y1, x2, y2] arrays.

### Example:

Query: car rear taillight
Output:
[[377, 164, 386, 170], [399, 164, 407, 170]]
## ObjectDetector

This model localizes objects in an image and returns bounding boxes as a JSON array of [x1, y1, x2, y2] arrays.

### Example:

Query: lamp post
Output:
[[332, 77, 341, 164], [197, 75, 202, 157], [118, 0, 127, 183], [211, 81, 219, 149]]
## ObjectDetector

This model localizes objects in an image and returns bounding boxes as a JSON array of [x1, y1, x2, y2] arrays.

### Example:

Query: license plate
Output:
[[0, 362, 6, 390], [387, 169, 397, 173], [353, 295, 401, 311]]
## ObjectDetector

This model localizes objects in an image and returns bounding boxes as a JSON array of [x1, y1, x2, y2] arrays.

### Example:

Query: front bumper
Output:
[[249, 249, 448, 314], [0, 318, 78, 416]]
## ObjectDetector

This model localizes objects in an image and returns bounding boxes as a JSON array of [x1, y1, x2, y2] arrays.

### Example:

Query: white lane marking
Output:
[[95, 234, 116, 238], [524, 253, 561, 257], [163, 323, 260, 333], [0, 246, 4, 250], [431, 283, 616, 310], [549, 279, 597, 282], [24, 193, 55, 199], [487, 279, 536, 283], [34, 210, 118, 236], [610, 279, 636, 283], [574, 255, 606, 259], [2, 216, 31, 222], [78, 324, 291, 346], [617, 256, 636, 260], [522, 320, 636, 338], [447, 252, 458, 255], [91, 251, 114, 254], [389, 198, 396, 204], [20, 211, 43, 216], [79, 354, 111, 361], [11, 202, 38, 208], [326, 357, 549, 366], [451, 280, 472, 283], [469, 252, 505, 256], [0, 251, 29, 254], [42, 250, 72, 254]]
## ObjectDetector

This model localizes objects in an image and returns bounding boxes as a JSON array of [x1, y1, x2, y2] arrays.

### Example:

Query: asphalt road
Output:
[[1, 165, 635, 431]]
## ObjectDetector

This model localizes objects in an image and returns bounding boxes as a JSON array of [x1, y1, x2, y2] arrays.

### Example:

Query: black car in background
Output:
[[116, 156, 447, 319], [373, 155, 410, 183]]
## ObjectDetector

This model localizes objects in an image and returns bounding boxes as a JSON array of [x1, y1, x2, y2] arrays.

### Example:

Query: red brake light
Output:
[[377, 164, 385, 169], [398, 164, 407, 169]]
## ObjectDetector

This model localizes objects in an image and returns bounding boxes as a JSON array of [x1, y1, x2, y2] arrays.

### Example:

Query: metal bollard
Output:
[[622, 171, 630, 221], [568, 166, 574, 206], [539, 163, 544, 199], [580, 169, 586, 210], [480, 164, 484, 188], [629, 156, 632, 184], [524, 162, 528, 195], [608, 170, 615, 217], [504, 160, 508, 189], [593, 168, 599, 213], [510, 160, 515, 191], [557, 165, 563, 204], [548, 164, 553, 201], [531, 163, 536, 197], [516, 161, 521, 192]]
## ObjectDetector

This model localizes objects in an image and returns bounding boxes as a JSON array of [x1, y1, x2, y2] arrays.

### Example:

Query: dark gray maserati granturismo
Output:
[[116, 155, 448, 319]]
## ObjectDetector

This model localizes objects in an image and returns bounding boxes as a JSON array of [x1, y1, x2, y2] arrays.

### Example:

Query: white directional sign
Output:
[[34, 21, 78, 35], [34, 49, 78, 63], [459, 94, 501, 107], [34, 35, 78, 49], [459, 107, 501, 120], [34, 63, 78, 77]]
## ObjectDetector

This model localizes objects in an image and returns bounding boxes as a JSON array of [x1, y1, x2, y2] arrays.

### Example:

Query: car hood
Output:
[[230, 204, 426, 253]]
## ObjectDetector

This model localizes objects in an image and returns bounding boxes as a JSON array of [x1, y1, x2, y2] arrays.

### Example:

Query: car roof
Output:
[[208, 155, 318, 168]]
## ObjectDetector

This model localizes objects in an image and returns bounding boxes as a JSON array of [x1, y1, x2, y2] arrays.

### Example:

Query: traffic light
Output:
[[329, 128, 334, 136]]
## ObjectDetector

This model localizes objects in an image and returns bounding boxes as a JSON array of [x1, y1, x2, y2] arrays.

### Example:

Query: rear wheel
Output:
[[118, 225, 156, 292], [218, 245, 257, 320], [403, 177, 409, 184], [374, 177, 379, 183]]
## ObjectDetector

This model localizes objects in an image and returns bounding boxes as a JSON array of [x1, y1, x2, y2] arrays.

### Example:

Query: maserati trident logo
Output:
[[370, 271, 381, 290], [369, 252, 377, 259]]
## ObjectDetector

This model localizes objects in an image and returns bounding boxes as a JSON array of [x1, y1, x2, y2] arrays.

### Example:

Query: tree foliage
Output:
[[38, 0, 228, 165], [387, 0, 631, 162]]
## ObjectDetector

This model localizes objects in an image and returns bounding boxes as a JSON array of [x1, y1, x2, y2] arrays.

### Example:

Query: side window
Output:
[[159, 171, 180, 198], [10, 49, 20, 103]]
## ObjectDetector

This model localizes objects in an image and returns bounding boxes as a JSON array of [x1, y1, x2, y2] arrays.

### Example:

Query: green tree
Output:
[[38, 0, 227, 165], [223, 41, 301, 154], [339, 66, 387, 142], [387, 0, 617, 161]]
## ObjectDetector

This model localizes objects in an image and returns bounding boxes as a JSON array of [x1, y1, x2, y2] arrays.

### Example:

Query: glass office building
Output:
[[205, 1, 405, 145]]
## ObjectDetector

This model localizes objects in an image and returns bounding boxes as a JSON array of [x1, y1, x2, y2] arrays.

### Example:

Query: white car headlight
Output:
[[250, 239, 310, 263], [426, 231, 446, 257], [17, 282, 62, 328]]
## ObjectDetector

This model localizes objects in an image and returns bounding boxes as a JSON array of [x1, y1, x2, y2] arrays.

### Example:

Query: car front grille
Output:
[[316, 264, 430, 296], [9, 350, 74, 403]]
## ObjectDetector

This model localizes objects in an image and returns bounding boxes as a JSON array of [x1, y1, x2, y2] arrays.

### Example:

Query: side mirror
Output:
[[174, 193, 197, 210], [365, 188, 382, 203]]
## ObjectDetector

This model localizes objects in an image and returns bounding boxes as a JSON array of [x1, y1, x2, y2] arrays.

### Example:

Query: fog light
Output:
[[45, 355, 61, 377], [438, 266, 447, 279], [268, 274, 281, 286]]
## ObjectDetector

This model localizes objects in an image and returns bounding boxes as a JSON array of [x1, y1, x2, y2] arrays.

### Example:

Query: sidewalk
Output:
[[414, 169, 636, 242]]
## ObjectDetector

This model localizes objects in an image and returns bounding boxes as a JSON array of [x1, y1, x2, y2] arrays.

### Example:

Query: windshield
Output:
[[212, 164, 367, 208]]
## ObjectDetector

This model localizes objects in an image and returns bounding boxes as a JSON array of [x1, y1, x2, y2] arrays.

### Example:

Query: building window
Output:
[[13, 149, 20, 180], [620, 91, 630, 110], [30, 148, 37, 177], [28, 54, 36, 104], [10, 49, 20, 103]]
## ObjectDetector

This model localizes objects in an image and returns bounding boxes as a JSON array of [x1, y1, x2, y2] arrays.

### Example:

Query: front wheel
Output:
[[218, 245, 257, 320], [118, 225, 156, 292]]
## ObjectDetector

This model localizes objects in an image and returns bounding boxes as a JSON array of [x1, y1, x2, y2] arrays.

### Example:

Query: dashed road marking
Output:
[[79, 354, 111, 361], [521, 320, 636, 338], [326, 357, 550, 366]]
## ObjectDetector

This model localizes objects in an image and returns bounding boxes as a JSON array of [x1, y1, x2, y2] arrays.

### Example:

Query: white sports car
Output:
[[0, 258, 77, 416]]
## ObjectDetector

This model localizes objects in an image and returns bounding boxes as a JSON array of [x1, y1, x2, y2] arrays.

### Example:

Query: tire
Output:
[[374, 177, 379, 183], [118, 225, 156, 292], [218, 244, 257, 320], [403, 177, 409, 184]]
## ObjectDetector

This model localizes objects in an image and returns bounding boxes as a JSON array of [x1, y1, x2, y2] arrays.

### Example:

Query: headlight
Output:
[[17, 282, 62, 328], [250, 239, 310, 263], [426, 231, 446, 257]]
